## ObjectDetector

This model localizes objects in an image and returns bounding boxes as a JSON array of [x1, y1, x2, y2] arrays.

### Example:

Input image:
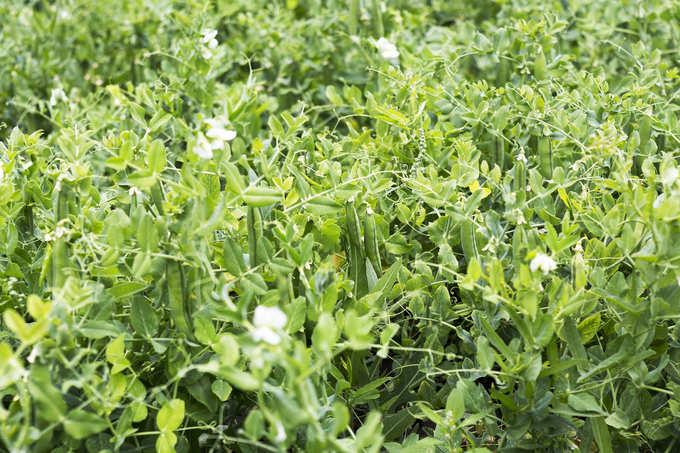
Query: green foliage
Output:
[[1, 0, 680, 452]]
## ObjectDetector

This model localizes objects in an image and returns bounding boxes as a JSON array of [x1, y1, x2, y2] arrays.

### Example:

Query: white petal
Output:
[[210, 139, 224, 150], [208, 38, 218, 49], [201, 29, 217, 43], [382, 49, 400, 59], [201, 48, 212, 59], [193, 136, 213, 159], [206, 127, 236, 142], [253, 305, 287, 329], [252, 327, 281, 345]]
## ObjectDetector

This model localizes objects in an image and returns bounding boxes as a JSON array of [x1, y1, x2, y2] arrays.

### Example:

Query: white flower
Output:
[[251, 305, 287, 345], [0, 167, 4, 181], [128, 186, 142, 197], [200, 30, 218, 59], [530, 253, 557, 275], [375, 37, 399, 60], [663, 166, 679, 186], [196, 118, 237, 155], [193, 133, 214, 159], [653, 193, 664, 209], [274, 421, 286, 442], [201, 29, 218, 46], [45, 226, 68, 242], [517, 153, 527, 164], [49, 88, 66, 107], [206, 125, 237, 143]]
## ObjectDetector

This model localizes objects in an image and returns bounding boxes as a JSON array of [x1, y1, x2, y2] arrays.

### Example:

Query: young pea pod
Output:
[[364, 212, 382, 277], [537, 135, 552, 179], [638, 115, 652, 151], [513, 154, 526, 203], [51, 186, 69, 288], [636, 115, 652, 171], [150, 181, 165, 216], [495, 136, 505, 171], [349, 0, 359, 36], [371, 0, 384, 37], [346, 203, 368, 298], [247, 207, 261, 268], [460, 218, 479, 265], [165, 259, 192, 336]]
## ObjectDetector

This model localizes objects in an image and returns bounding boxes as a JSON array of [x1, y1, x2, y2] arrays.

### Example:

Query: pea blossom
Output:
[[200, 29, 218, 59], [530, 253, 557, 275], [251, 305, 287, 345], [375, 37, 399, 60], [192, 117, 236, 159], [49, 88, 67, 107]]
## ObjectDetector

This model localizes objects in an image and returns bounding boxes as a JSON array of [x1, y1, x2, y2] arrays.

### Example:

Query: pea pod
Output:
[[51, 187, 69, 288], [371, 0, 383, 37], [346, 203, 367, 298], [513, 155, 526, 204], [247, 207, 261, 268], [150, 181, 165, 216], [349, 0, 359, 36], [495, 136, 505, 171], [639, 115, 651, 150], [537, 135, 552, 179], [460, 219, 479, 265], [364, 212, 381, 277], [636, 115, 652, 171], [165, 259, 192, 336]]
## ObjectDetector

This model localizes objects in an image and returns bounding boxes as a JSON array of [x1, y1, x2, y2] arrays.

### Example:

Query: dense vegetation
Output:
[[1, 1, 680, 452]]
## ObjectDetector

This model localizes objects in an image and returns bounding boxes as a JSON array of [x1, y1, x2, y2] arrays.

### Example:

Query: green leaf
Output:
[[106, 334, 130, 374], [446, 388, 465, 422], [27, 366, 66, 423], [148, 139, 166, 174], [64, 409, 109, 440], [211, 380, 233, 401], [131, 299, 159, 338], [568, 392, 602, 414], [157, 399, 185, 432]]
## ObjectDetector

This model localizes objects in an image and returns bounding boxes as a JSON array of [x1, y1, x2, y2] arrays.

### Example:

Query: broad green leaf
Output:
[[64, 410, 109, 439], [157, 399, 185, 432]]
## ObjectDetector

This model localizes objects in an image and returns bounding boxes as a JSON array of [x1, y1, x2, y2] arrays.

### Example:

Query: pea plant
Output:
[[1, 0, 680, 452]]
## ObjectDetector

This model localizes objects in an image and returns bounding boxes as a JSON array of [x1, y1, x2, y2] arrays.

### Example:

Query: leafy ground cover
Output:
[[1, 0, 680, 452]]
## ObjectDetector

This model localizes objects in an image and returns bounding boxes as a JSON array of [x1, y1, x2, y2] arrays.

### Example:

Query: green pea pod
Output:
[[513, 156, 526, 203], [495, 136, 505, 171], [346, 204, 367, 297], [460, 219, 479, 265], [512, 224, 525, 265], [371, 0, 383, 37], [636, 115, 652, 171], [537, 135, 552, 179], [165, 259, 192, 336], [150, 181, 165, 216], [496, 57, 509, 86], [51, 187, 69, 288], [349, 0, 359, 36], [247, 207, 261, 268], [364, 213, 382, 277], [639, 115, 651, 150]]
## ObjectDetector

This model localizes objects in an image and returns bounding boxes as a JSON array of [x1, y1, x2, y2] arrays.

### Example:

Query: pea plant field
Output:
[[2, 1, 680, 452]]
